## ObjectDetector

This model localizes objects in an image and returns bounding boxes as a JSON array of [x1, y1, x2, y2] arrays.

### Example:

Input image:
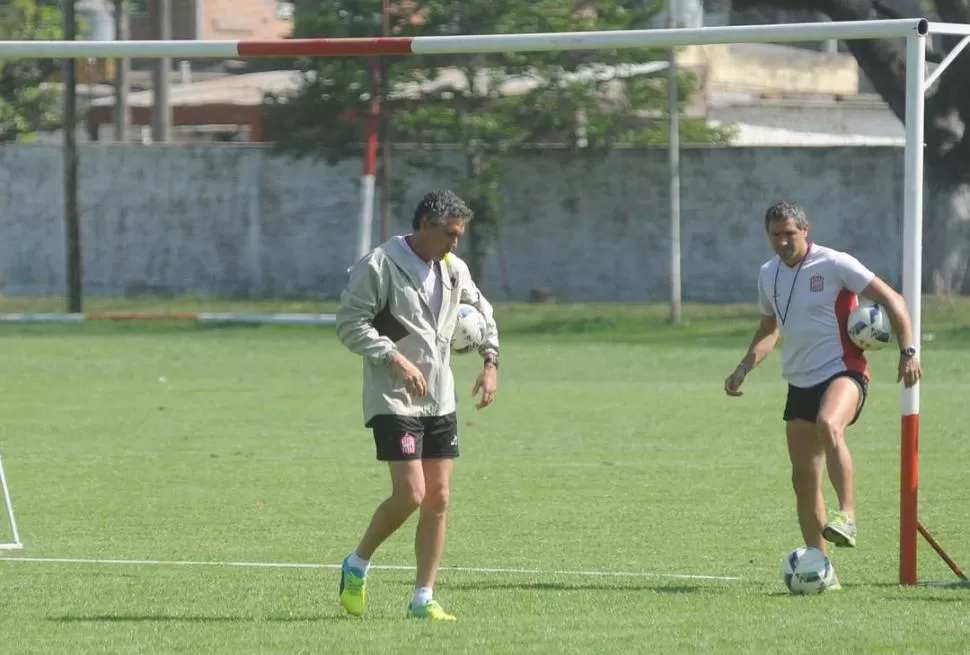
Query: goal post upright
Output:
[[1, 17, 961, 582], [900, 31, 926, 588], [0, 453, 23, 550], [898, 19, 970, 587]]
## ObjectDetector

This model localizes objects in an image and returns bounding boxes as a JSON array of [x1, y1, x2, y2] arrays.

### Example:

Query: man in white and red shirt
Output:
[[724, 201, 923, 585]]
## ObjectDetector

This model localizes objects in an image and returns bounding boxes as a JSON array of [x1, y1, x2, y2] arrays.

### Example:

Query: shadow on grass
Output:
[[447, 580, 723, 594], [864, 580, 970, 600], [0, 322, 312, 339], [47, 613, 349, 623], [2, 302, 968, 349]]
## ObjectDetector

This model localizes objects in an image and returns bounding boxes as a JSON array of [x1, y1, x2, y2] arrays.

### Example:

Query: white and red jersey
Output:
[[757, 243, 876, 388]]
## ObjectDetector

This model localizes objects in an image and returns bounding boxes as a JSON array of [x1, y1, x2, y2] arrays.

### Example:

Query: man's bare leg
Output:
[[787, 419, 828, 553], [355, 461, 426, 559], [818, 377, 862, 548], [339, 461, 424, 617]]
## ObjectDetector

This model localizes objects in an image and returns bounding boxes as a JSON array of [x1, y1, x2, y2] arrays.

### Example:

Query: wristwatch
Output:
[[484, 355, 499, 369], [900, 345, 918, 357]]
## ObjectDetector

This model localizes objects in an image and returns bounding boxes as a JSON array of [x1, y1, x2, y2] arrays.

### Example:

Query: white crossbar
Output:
[[925, 21, 970, 36], [0, 40, 237, 59], [411, 19, 928, 55], [0, 18, 929, 59]]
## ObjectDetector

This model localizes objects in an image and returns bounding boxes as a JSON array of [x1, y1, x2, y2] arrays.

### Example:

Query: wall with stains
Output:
[[0, 144, 903, 302]]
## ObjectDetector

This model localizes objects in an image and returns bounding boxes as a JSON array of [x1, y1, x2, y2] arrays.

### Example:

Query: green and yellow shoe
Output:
[[339, 557, 367, 617], [823, 510, 858, 548], [406, 600, 457, 621]]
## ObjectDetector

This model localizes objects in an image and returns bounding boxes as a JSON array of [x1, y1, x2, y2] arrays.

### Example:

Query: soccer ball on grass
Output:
[[781, 546, 836, 595]]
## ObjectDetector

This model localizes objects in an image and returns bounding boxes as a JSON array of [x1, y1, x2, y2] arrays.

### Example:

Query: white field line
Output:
[[0, 556, 743, 581]]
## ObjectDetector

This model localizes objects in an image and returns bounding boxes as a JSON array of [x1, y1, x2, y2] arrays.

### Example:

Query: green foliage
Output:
[[0, 0, 64, 142], [264, 1, 735, 280]]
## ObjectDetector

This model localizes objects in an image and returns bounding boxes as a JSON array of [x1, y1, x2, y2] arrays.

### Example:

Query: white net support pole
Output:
[[0, 453, 23, 550]]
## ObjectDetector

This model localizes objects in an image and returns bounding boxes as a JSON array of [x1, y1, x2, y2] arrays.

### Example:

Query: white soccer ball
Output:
[[846, 301, 892, 351], [781, 546, 836, 595], [451, 304, 486, 355]]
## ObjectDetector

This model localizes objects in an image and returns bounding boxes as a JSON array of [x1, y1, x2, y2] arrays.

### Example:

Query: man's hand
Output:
[[389, 352, 428, 397], [472, 363, 498, 410], [724, 364, 748, 397], [898, 354, 923, 388]]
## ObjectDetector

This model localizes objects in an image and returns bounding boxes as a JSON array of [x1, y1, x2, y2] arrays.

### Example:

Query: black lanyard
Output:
[[773, 244, 812, 326]]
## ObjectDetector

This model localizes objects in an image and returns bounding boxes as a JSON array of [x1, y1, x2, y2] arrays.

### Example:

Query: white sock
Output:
[[346, 551, 370, 574], [413, 586, 433, 607]]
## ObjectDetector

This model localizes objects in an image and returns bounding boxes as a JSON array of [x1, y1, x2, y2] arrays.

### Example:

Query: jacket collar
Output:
[[384, 237, 457, 321], [384, 235, 431, 289]]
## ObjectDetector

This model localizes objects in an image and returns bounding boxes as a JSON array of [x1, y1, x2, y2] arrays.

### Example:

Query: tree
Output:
[[0, 0, 63, 142], [732, 0, 970, 294], [263, 0, 734, 283]]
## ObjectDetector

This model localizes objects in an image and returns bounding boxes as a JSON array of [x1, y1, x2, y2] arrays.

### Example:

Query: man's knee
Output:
[[391, 485, 424, 511], [791, 464, 820, 492], [421, 482, 450, 515], [389, 469, 426, 510], [815, 415, 846, 449]]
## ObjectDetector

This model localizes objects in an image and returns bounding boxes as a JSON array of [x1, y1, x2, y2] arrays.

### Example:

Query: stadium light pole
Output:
[[63, 0, 82, 314], [113, 0, 130, 142], [150, 0, 171, 142]]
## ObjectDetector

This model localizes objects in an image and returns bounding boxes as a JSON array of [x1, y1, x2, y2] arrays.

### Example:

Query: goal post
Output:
[[0, 453, 23, 550], [900, 20, 970, 586], [1, 16, 965, 584]]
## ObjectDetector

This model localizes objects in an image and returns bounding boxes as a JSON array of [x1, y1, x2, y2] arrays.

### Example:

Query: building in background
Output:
[[127, 0, 293, 42]]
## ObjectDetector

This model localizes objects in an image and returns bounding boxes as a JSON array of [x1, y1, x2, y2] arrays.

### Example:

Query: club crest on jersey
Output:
[[809, 275, 824, 293]]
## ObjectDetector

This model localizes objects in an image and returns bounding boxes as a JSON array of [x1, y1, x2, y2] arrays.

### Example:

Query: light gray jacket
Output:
[[336, 236, 500, 425]]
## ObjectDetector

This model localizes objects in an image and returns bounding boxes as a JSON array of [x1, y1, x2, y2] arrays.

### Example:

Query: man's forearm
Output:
[[883, 294, 916, 348], [740, 327, 779, 372]]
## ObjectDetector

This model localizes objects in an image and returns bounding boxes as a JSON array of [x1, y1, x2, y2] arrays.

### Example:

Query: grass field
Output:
[[0, 298, 968, 654]]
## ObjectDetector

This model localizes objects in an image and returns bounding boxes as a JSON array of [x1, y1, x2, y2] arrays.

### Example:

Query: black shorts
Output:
[[783, 371, 869, 425], [367, 413, 459, 461]]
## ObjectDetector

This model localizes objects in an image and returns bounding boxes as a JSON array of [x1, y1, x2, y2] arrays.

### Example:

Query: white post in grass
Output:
[[667, 1, 683, 325], [0, 454, 23, 550]]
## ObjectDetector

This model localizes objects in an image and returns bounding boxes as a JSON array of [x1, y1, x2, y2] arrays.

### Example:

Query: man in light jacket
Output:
[[336, 189, 500, 621]]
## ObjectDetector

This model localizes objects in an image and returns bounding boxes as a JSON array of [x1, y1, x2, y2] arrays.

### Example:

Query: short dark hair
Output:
[[764, 201, 809, 232], [412, 190, 474, 230]]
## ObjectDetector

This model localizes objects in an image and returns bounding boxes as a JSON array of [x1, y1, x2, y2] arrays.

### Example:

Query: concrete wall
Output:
[[0, 144, 903, 302]]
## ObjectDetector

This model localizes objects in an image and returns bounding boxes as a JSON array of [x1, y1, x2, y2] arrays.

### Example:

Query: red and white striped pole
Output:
[[898, 32, 927, 587], [357, 57, 381, 260]]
